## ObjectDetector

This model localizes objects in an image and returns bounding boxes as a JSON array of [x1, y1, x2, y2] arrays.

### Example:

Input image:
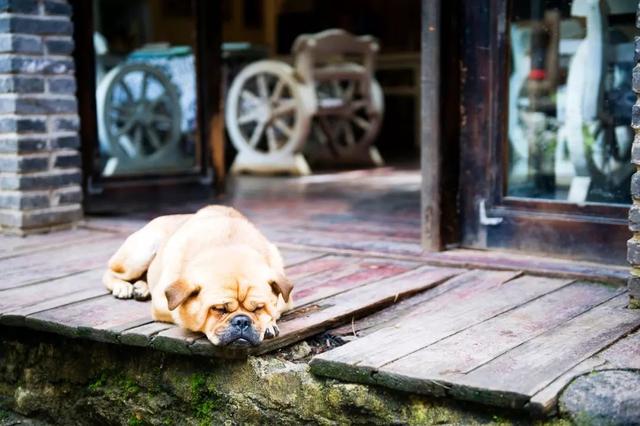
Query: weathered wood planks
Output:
[[311, 281, 640, 414]]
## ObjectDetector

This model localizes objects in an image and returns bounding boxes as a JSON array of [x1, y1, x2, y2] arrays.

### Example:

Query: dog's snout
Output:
[[231, 314, 252, 330]]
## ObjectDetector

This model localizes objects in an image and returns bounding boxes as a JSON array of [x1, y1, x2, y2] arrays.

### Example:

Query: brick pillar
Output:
[[628, 4, 640, 308], [0, 0, 81, 234]]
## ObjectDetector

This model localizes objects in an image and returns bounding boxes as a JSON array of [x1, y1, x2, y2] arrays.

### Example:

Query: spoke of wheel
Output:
[[113, 104, 135, 114], [241, 90, 260, 105], [238, 110, 260, 125], [270, 79, 286, 102], [318, 116, 336, 144], [141, 72, 149, 100], [146, 126, 162, 150], [331, 80, 343, 98], [343, 81, 355, 102], [313, 122, 329, 145], [119, 81, 135, 101], [343, 121, 356, 146], [152, 113, 172, 124], [274, 119, 293, 138], [352, 115, 371, 130], [248, 121, 266, 148], [272, 99, 296, 117], [266, 126, 278, 152], [257, 74, 269, 100], [350, 100, 367, 111], [116, 116, 138, 137], [132, 125, 143, 153]]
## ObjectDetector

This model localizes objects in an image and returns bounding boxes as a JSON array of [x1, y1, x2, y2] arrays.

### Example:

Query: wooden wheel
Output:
[[311, 79, 383, 158], [225, 60, 313, 157], [97, 63, 181, 159]]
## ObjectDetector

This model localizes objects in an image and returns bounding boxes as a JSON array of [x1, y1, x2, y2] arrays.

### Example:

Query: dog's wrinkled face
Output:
[[164, 250, 291, 347]]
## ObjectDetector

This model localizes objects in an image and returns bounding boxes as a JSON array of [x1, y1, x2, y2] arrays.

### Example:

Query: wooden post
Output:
[[196, 0, 225, 192], [420, 0, 443, 251], [628, 3, 640, 308]]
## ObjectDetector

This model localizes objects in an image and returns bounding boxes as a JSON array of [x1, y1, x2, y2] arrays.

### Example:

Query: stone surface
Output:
[[559, 370, 640, 426], [0, 328, 570, 426]]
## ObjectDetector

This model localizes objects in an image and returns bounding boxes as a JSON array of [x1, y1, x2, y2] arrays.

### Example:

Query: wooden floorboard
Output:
[[0, 228, 116, 260]]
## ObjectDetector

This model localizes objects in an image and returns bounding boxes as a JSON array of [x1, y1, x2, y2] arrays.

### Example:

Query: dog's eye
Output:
[[211, 306, 227, 314]]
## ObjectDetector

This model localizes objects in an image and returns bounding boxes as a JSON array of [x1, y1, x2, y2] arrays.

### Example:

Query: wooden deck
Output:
[[1, 166, 638, 415]]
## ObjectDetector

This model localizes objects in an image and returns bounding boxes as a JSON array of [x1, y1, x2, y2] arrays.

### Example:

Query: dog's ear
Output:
[[165, 279, 199, 311], [269, 273, 293, 302]]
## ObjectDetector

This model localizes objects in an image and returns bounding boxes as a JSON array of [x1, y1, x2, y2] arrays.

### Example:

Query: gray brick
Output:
[[0, 56, 74, 75], [635, 36, 640, 63], [630, 204, 640, 232], [0, 76, 44, 94], [0, 154, 48, 172], [0, 169, 80, 190], [0, 16, 73, 36], [633, 172, 640, 200], [634, 64, 640, 94], [53, 151, 78, 168], [0, 0, 39, 14], [45, 38, 74, 55], [50, 115, 78, 132], [47, 76, 75, 94], [0, 190, 49, 209], [51, 134, 78, 149], [43, 0, 71, 16], [0, 34, 42, 54], [0, 96, 78, 114], [0, 209, 20, 227], [21, 204, 81, 228], [629, 276, 640, 297], [0, 137, 47, 153], [628, 237, 640, 265], [0, 117, 46, 133], [632, 104, 640, 129], [54, 185, 81, 205]]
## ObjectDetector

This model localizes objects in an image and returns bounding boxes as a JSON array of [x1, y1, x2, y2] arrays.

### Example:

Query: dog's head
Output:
[[163, 248, 292, 347]]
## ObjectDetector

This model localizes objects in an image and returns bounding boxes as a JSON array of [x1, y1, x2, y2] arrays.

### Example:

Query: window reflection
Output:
[[93, 0, 200, 177], [507, 0, 636, 204]]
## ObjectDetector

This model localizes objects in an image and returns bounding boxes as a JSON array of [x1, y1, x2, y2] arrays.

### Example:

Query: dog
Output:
[[103, 206, 293, 347]]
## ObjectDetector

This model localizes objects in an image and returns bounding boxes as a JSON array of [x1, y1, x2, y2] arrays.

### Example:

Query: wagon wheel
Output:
[[226, 60, 312, 157], [312, 79, 383, 158], [101, 63, 181, 159]]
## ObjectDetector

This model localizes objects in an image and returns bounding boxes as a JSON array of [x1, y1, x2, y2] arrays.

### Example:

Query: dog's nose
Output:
[[231, 315, 251, 331]]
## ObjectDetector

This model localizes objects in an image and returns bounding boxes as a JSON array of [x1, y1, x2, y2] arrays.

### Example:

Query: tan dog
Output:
[[103, 206, 293, 347]]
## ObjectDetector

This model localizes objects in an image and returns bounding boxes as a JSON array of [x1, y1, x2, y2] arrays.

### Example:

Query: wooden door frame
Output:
[[69, 0, 225, 204], [420, 0, 461, 251], [422, 0, 629, 264]]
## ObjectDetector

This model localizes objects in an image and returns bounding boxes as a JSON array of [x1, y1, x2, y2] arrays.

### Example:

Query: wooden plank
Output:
[[250, 266, 464, 355], [449, 294, 638, 409], [118, 321, 175, 347], [330, 270, 522, 338], [286, 255, 357, 280], [0, 237, 122, 290], [24, 295, 151, 343], [380, 281, 622, 395], [0, 228, 112, 260], [527, 325, 640, 415], [150, 327, 201, 355], [293, 258, 417, 307], [331, 270, 523, 337], [0, 269, 108, 326], [310, 275, 572, 377], [279, 249, 326, 267]]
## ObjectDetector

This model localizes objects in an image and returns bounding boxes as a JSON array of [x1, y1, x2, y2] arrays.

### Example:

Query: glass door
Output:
[[459, 0, 637, 265]]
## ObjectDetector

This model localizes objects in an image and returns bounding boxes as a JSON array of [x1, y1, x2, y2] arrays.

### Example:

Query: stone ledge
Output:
[[0, 327, 569, 425]]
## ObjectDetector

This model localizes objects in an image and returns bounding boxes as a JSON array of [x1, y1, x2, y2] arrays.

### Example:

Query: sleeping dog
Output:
[[103, 206, 293, 347]]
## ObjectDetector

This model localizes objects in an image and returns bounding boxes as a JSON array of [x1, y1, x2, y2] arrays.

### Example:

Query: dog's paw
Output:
[[132, 280, 150, 301], [112, 281, 134, 299], [264, 323, 280, 339]]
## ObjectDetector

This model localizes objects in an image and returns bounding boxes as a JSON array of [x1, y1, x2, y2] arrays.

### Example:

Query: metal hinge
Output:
[[479, 199, 503, 226]]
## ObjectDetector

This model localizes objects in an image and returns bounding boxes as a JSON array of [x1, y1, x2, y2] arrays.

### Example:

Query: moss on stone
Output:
[[0, 327, 569, 425]]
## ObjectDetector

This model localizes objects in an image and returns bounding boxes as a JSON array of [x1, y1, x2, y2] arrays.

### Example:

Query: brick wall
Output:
[[628, 4, 640, 308], [0, 0, 81, 234]]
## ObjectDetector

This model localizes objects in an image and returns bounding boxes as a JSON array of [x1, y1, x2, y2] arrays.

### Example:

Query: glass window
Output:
[[507, 0, 636, 204], [93, 0, 200, 177]]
